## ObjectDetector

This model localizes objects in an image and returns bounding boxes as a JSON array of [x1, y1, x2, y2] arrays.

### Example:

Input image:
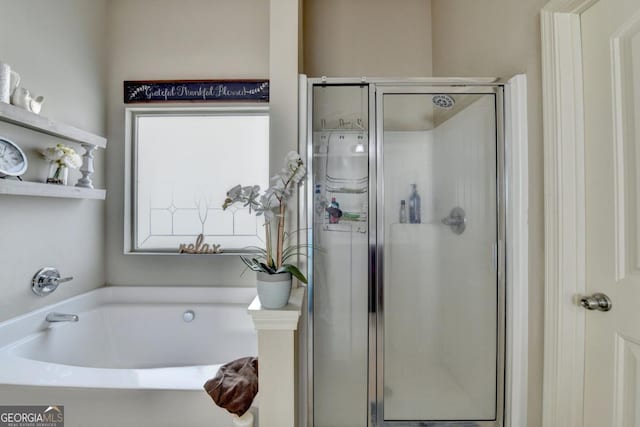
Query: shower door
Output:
[[374, 86, 504, 426], [307, 80, 505, 427]]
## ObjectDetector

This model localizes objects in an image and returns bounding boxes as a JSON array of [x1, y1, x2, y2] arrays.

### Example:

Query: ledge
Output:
[[0, 179, 106, 200], [247, 286, 305, 331], [0, 102, 107, 148]]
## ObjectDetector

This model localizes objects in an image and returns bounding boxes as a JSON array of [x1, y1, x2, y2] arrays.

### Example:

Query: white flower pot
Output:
[[256, 271, 292, 309]]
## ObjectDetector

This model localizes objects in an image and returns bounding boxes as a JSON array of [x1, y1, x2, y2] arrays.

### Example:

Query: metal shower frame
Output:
[[302, 77, 507, 427]]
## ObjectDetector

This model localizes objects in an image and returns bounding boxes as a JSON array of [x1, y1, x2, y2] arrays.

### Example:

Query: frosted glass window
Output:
[[130, 108, 269, 252]]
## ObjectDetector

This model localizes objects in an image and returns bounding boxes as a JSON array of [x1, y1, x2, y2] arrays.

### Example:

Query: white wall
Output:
[[431, 2, 546, 425], [0, 0, 107, 322], [105, 0, 270, 286], [304, 0, 433, 77]]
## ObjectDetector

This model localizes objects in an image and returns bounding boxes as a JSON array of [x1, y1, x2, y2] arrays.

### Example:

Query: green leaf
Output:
[[282, 244, 307, 257], [282, 251, 309, 263], [267, 256, 276, 269], [243, 246, 268, 256], [240, 256, 256, 268], [240, 257, 262, 272], [279, 264, 308, 284], [259, 262, 276, 274]]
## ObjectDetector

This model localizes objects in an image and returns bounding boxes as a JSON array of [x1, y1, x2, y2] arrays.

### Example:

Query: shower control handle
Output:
[[32, 267, 74, 296], [441, 207, 466, 235], [580, 293, 612, 312], [442, 216, 464, 226]]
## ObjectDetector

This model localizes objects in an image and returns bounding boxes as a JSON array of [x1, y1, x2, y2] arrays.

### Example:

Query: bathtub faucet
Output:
[[45, 312, 79, 323]]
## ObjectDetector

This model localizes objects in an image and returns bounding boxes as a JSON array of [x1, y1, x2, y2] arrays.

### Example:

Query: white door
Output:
[[582, 0, 640, 425]]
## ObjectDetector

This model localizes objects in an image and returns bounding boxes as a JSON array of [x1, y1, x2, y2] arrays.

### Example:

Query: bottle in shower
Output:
[[399, 200, 408, 223], [314, 184, 325, 222], [409, 184, 421, 224], [327, 197, 342, 224]]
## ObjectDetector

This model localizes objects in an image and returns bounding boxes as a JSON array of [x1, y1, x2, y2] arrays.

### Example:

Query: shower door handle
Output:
[[368, 261, 376, 313]]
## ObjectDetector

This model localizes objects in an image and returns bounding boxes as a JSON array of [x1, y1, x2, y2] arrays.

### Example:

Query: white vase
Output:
[[0, 62, 10, 103], [0, 63, 18, 104], [256, 271, 292, 309]]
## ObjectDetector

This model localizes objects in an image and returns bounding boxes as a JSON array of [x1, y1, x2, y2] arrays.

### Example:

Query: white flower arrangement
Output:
[[41, 143, 82, 184], [222, 151, 308, 283], [41, 143, 82, 168]]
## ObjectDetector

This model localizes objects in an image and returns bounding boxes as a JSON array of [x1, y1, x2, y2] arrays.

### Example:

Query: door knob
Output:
[[580, 293, 612, 311]]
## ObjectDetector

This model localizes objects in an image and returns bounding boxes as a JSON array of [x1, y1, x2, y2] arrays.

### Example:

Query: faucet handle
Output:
[[32, 268, 72, 296]]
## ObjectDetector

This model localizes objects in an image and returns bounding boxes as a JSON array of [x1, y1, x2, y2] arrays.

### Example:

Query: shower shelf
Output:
[[325, 188, 368, 194], [390, 222, 436, 226], [313, 153, 368, 159], [323, 220, 367, 234]]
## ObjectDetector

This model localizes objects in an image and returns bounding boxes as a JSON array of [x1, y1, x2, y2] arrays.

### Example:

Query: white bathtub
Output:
[[0, 286, 257, 390]]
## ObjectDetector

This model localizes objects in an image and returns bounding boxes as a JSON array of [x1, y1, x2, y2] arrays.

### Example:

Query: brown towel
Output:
[[203, 356, 258, 417]]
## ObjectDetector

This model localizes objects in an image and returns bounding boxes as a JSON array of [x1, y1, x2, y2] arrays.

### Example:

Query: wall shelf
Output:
[[0, 102, 106, 148], [0, 102, 107, 193], [0, 179, 106, 200]]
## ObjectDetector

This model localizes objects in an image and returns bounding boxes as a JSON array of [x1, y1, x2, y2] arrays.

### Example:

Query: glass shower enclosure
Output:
[[305, 78, 505, 427]]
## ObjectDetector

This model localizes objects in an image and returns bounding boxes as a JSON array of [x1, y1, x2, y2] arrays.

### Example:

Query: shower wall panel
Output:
[[382, 130, 448, 419]]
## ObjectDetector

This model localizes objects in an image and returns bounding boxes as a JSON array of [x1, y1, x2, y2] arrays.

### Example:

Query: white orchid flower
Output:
[[222, 151, 308, 280], [285, 151, 301, 167], [227, 184, 243, 199], [242, 185, 261, 213]]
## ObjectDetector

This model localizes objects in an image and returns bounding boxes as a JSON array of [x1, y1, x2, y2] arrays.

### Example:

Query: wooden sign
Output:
[[124, 80, 269, 103], [178, 234, 223, 254]]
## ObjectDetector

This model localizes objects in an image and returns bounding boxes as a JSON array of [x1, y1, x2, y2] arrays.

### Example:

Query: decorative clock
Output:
[[0, 137, 28, 178]]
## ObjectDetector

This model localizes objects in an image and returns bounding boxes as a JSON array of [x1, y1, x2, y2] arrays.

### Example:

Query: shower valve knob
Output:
[[32, 267, 74, 296], [441, 207, 466, 235]]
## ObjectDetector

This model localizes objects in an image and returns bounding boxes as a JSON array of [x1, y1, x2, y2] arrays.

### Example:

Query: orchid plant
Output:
[[222, 151, 308, 283]]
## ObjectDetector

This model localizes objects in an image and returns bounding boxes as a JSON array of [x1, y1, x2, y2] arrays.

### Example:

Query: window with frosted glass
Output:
[[128, 108, 269, 252]]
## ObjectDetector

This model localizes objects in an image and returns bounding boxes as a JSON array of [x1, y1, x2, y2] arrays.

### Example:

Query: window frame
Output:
[[123, 105, 269, 255]]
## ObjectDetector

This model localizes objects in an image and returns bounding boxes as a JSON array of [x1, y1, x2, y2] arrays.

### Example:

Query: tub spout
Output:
[[45, 312, 79, 323]]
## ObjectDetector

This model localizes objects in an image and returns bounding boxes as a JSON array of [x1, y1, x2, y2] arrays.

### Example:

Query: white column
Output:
[[265, 2, 303, 426], [248, 286, 304, 427], [75, 143, 97, 189], [269, 0, 301, 170]]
